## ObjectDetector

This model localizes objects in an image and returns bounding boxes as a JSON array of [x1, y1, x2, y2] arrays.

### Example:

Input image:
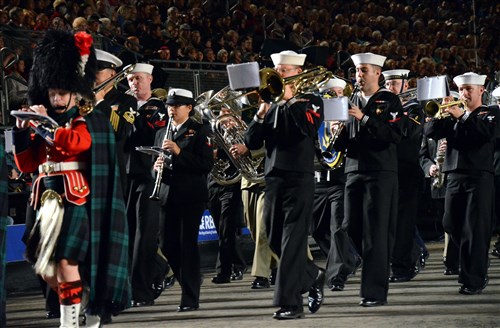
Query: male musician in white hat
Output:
[[94, 50, 137, 189], [491, 85, 500, 259], [424, 72, 498, 295], [245, 50, 325, 320], [331, 52, 404, 307], [382, 69, 426, 283], [154, 88, 214, 312], [126, 63, 168, 307]]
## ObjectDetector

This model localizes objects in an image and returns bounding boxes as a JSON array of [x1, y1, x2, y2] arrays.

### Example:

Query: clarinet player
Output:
[[153, 88, 214, 312]]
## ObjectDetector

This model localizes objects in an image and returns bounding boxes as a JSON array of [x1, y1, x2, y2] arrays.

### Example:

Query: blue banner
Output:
[[6, 210, 250, 262]]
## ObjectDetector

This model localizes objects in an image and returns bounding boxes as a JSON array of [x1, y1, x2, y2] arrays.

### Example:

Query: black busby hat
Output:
[[28, 29, 97, 107]]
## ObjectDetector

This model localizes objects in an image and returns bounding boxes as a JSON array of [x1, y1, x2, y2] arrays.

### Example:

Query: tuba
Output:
[[198, 87, 264, 185], [317, 90, 344, 169]]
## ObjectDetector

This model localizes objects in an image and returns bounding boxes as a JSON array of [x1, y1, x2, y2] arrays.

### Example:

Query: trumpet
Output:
[[150, 115, 174, 200], [424, 100, 466, 119]]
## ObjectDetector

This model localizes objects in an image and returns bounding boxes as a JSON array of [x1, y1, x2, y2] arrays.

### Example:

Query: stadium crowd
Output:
[[0, 0, 499, 89]]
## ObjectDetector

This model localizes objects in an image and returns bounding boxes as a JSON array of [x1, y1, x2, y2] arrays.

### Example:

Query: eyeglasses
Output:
[[275, 67, 298, 74]]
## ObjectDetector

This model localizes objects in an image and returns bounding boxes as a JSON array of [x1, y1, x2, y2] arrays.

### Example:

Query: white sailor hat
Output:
[[166, 88, 195, 106], [382, 69, 410, 80], [271, 50, 307, 66], [351, 52, 386, 67], [319, 78, 347, 93], [453, 72, 486, 86], [492, 86, 500, 99], [128, 63, 154, 75], [95, 49, 123, 70]]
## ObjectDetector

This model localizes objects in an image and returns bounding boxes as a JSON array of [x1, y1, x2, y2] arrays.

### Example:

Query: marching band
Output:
[[4, 29, 500, 326]]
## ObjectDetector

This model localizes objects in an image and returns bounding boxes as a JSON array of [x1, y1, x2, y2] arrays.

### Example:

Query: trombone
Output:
[[93, 64, 135, 94], [424, 100, 466, 119]]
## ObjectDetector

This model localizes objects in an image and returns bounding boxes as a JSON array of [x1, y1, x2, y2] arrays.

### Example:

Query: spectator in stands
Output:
[[72, 16, 88, 32], [33, 12, 48, 30], [7, 6, 24, 28], [216, 48, 228, 66], [0, 10, 8, 25], [6, 57, 28, 114]]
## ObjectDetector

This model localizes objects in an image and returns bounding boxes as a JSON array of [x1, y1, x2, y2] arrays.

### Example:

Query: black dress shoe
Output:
[[308, 268, 325, 314], [443, 267, 459, 275], [131, 300, 155, 307], [101, 312, 112, 324], [360, 298, 386, 307], [330, 282, 344, 291], [251, 277, 270, 289], [164, 275, 176, 289], [45, 310, 60, 319], [269, 268, 277, 286], [272, 306, 304, 320], [459, 279, 488, 295], [231, 270, 243, 281], [177, 305, 199, 312], [153, 282, 164, 299], [390, 266, 418, 283], [389, 273, 414, 283], [211, 274, 231, 284], [491, 248, 500, 258], [420, 250, 429, 268]]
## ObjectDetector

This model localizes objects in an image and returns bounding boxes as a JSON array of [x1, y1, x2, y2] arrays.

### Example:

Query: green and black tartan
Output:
[[85, 108, 131, 315], [0, 142, 9, 327]]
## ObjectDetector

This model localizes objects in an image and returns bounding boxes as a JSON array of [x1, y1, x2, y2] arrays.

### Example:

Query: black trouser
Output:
[[160, 200, 205, 308], [444, 171, 494, 288], [345, 171, 398, 301], [312, 179, 358, 287], [264, 171, 319, 307], [126, 175, 166, 302], [208, 183, 246, 277], [391, 167, 423, 275]]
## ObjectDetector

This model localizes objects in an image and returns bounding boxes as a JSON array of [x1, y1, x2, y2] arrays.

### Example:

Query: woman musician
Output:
[[153, 88, 213, 312]]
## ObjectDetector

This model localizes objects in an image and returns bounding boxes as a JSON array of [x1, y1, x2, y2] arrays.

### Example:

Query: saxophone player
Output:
[[424, 72, 498, 295], [382, 69, 425, 283], [153, 88, 214, 311]]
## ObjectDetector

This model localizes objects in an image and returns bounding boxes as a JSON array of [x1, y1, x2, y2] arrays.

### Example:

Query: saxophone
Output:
[[431, 138, 446, 189]]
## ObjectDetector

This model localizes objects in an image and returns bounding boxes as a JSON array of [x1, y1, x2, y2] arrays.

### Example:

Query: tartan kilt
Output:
[[54, 201, 90, 263]]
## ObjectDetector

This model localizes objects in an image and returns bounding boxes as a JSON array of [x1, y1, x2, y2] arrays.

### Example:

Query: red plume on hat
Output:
[[28, 29, 97, 107]]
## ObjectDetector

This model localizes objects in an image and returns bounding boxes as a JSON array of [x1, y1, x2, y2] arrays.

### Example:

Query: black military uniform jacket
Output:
[[398, 99, 424, 168], [128, 96, 166, 176], [95, 88, 136, 142], [424, 105, 498, 173], [245, 93, 324, 175], [489, 105, 500, 176], [154, 117, 214, 204], [334, 89, 404, 173]]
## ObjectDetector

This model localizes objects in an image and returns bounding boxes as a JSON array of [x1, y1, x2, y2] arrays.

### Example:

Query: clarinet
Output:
[[150, 115, 174, 200]]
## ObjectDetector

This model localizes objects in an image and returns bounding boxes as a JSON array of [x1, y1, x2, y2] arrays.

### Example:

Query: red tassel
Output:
[[74, 32, 93, 57]]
